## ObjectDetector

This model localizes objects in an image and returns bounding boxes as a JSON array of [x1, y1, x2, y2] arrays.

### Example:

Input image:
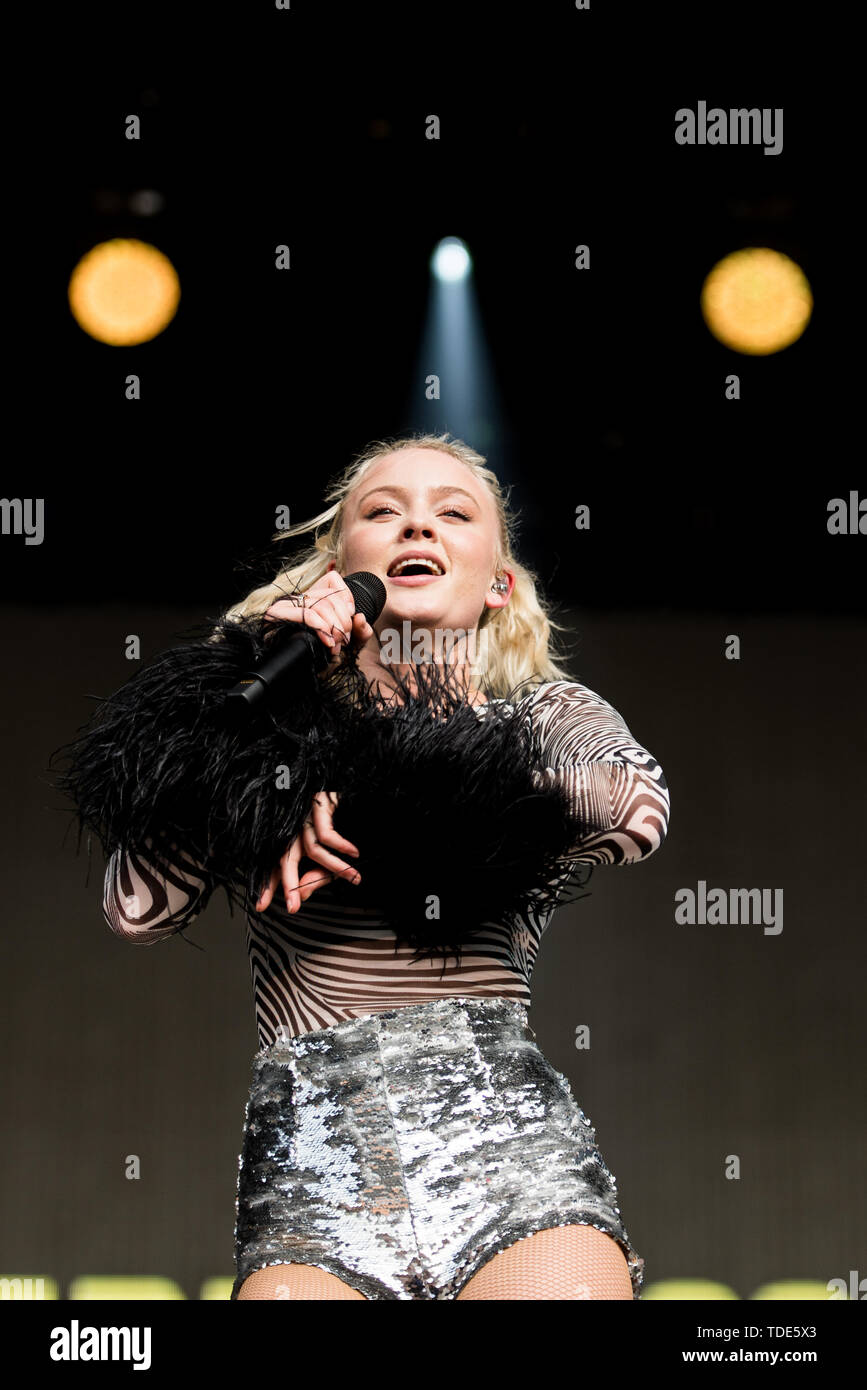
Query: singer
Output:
[[57, 431, 670, 1301]]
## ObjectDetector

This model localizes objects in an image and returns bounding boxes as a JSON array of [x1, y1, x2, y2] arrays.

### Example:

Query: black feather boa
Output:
[[50, 613, 592, 962]]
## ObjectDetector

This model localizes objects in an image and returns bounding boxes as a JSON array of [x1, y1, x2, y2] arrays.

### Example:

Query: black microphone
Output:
[[224, 571, 387, 718]]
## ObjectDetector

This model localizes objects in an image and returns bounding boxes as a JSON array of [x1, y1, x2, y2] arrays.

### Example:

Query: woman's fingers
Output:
[[301, 593, 375, 653], [264, 594, 375, 657], [256, 789, 364, 917], [264, 597, 348, 652], [256, 843, 326, 914], [295, 865, 337, 904], [305, 594, 355, 647], [255, 864, 279, 912], [289, 793, 362, 911], [351, 610, 376, 644], [301, 814, 361, 888], [279, 838, 304, 915], [310, 791, 359, 858]]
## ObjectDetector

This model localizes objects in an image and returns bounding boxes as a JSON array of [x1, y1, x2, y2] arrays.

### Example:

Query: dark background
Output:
[[4, 5, 864, 1300]]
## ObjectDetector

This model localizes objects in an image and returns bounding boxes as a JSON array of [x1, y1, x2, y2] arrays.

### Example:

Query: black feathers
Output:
[[315, 659, 591, 962], [50, 612, 592, 962]]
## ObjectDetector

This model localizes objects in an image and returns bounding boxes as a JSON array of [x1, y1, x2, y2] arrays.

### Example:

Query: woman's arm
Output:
[[523, 680, 670, 866], [102, 837, 215, 943]]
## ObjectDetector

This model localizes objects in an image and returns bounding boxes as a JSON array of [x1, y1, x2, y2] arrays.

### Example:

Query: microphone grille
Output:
[[344, 571, 387, 623]]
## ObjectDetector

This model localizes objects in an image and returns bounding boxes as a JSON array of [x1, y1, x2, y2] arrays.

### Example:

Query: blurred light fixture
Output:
[[128, 189, 165, 216], [68, 238, 180, 345], [701, 247, 812, 355]]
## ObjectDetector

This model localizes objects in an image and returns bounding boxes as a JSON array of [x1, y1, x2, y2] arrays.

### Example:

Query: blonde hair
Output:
[[222, 432, 576, 699]]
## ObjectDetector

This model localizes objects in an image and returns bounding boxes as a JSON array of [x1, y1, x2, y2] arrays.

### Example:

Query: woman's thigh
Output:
[[455, 1223, 634, 1300], [236, 1263, 368, 1300]]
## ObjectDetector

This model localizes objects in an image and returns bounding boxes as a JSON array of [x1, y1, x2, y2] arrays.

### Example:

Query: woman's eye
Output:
[[366, 506, 470, 520]]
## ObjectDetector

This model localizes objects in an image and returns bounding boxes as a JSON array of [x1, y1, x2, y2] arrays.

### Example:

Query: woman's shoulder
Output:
[[502, 678, 599, 708], [504, 679, 627, 727], [479, 679, 595, 716]]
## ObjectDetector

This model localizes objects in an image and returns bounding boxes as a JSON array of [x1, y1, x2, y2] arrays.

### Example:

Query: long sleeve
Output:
[[102, 837, 216, 944], [523, 680, 670, 866]]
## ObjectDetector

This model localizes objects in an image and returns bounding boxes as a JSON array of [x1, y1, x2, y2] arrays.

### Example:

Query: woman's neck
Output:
[[355, 650, 489, 706]]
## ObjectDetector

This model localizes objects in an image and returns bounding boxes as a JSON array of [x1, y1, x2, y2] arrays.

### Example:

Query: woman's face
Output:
[[330, 449, 513, 640]]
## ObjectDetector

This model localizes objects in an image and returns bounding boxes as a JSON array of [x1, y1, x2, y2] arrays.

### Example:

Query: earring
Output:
[[491, 575, 508, 594]]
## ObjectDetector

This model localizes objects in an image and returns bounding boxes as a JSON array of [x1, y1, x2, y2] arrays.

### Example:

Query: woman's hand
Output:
[[264, 570, 376, 670], [255, 791, 361, 915]]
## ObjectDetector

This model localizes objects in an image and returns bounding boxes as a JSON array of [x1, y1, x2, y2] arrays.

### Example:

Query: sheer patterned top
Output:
[[101, 680, 670, 1046]]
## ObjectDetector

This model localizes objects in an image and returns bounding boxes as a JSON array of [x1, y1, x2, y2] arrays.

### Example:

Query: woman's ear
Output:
[[484, 568, 515, 613]]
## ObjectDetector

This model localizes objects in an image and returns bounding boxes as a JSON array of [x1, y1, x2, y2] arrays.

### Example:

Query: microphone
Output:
[[224, 571, 386, 718]]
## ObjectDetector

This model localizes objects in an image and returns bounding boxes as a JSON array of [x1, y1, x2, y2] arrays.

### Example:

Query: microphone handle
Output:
[[225, 625, 328, 715]]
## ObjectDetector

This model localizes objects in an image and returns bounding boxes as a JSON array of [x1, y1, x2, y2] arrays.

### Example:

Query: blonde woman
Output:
[[67, 432, 670, 1301]]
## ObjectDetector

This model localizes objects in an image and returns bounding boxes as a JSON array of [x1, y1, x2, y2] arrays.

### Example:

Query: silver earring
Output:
[[491, 576, 508, 594]]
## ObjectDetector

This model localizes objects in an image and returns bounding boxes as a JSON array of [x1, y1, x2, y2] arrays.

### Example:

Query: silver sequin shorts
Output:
[[230, 996, 644, 1300]]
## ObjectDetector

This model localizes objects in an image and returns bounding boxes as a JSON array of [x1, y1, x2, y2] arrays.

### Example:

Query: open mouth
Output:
[[387, 570, 446, 584], [387, 557, 447, 581]]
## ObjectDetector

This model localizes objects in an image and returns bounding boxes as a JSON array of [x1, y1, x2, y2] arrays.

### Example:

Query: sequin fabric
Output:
[[231, 996, 644, 1300]]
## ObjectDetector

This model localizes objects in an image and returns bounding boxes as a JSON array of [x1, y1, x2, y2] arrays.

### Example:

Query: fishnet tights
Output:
[[235, 1224, 634, 1300], [236, 1264, 366, 1300], [456, 1223, 634, 1299]]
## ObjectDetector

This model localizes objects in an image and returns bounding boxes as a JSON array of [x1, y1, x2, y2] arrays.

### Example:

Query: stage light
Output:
[[68, 238, 180, 346], [700, 247, 812, 355], [431, 237, 471, 283]]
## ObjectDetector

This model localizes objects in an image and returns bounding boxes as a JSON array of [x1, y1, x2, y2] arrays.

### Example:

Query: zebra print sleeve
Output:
[[523, 680, 670, 866], [102, 837, 215, 943]]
